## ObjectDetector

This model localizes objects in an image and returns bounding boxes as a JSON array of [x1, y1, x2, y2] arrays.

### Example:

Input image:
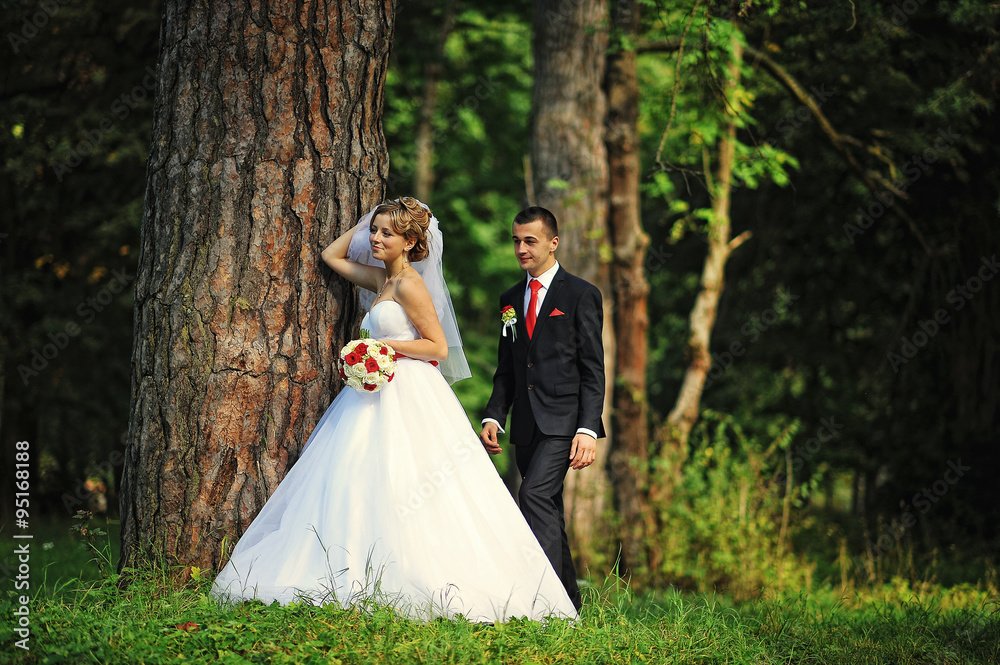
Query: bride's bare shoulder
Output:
[[395, 269, 432, 304]]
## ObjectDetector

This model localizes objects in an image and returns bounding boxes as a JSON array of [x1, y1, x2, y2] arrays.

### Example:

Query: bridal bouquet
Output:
[[338, 334, 398, 393]]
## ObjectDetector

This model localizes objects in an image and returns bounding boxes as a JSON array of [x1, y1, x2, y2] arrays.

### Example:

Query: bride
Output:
[[210, 197, 578, 622]]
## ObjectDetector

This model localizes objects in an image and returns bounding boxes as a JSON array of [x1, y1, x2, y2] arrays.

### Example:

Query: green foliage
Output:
[[638, 0, 1000, 565], [69, 510, 112, 577], [651, 411, 814, 599], [637, 2, 800, 243]]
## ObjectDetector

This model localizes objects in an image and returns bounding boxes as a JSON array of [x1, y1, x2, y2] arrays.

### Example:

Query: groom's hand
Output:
[[569, 433, 597, 470], [480, 422, 502, 455]]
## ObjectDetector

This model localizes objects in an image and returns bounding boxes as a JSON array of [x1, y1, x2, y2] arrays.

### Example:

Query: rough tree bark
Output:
[[649, 38, 750, 570], [604, 0, 655, 577], [120, 0, 394, 572], [530, 0, 613, 570]]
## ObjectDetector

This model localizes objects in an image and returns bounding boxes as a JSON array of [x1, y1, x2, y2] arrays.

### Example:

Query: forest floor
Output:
[[2, 517, 998, 664]]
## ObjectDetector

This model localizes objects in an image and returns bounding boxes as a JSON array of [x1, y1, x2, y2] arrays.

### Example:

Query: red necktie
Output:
[[526, 279, 542, 338]]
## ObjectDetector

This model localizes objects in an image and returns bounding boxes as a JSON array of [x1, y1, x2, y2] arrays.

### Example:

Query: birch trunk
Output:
[[650, 38, 750, 569]]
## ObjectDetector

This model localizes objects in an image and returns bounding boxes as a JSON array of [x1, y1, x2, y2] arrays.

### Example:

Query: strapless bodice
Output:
[[360, 300, 420, 341]]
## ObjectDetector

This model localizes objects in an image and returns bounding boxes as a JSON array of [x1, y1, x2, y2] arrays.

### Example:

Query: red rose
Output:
[[354, 342, 369, 356], [344, 351, 362, 366], [339, 367, 348, 380], [380, 346, 389, 356], [364, 357, 380, 373], [363, 383, 376, 391]]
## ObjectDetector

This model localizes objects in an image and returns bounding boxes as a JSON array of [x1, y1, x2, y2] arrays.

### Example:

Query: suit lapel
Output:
[[513, 276, 529, 343], [528, 267, 565, 347]]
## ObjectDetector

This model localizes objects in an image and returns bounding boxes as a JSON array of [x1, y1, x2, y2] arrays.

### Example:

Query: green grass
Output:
[[5, 574, 999, 664], [3, 517, 999, 664], [3, 515, 121, 592], [5, 572, 1000, 663]]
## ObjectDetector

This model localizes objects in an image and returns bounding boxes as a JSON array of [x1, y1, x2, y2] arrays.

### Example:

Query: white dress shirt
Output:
[[483, 261, 598, 441], [523, 261, 560, 320]]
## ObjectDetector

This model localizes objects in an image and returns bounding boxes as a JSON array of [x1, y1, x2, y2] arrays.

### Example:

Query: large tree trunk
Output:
[[604, 0, 654, 578], [120, 0, 394, 572], [531, 0, 613, 571], [649, 38, 749, 571]]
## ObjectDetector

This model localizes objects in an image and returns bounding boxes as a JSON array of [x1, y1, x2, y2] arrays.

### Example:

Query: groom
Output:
[[480, 206, 606, 610]]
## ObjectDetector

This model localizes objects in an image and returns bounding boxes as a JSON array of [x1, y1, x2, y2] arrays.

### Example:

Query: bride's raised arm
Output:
[[321, 223, 384, 294]]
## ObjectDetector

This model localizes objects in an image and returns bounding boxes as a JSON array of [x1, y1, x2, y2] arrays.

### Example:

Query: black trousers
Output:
[[515, 426, 581, 610]]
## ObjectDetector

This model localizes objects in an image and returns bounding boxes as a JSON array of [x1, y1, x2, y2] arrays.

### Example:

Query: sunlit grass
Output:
[[2, 537, 998, 664]]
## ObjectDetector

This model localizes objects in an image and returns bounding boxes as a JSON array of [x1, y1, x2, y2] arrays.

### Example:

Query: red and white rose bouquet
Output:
[[338, 335, 398, 393]]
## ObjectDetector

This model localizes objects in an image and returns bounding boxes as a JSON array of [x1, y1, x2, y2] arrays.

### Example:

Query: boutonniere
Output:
[[501, 304, 517, 340]]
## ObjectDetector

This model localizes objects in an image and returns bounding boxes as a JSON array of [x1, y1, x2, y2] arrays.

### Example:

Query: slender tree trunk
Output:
[[120, 0, 394, 573], [531, 0, 612, 570], [413, 63, 439, 203], [412, 3, 453, 203], [649, 37, 749, 569], [604, 0, 655, 578]]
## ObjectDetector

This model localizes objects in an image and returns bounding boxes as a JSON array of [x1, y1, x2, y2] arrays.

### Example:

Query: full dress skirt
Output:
[[210, 300, 578, 622]]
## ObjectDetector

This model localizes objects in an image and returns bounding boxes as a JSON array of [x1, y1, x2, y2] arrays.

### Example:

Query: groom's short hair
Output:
[[514, 206, 558, 240]]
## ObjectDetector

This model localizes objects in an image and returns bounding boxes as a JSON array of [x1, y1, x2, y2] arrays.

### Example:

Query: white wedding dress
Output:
[[211, 300, 578, 622]]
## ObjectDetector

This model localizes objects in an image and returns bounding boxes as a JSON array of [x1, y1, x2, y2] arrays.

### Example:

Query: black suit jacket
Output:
[[483, 266, 606, 445]]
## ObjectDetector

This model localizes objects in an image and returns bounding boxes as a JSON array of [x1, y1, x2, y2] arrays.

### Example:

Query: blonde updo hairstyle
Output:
[[372, 197, 432, 262]]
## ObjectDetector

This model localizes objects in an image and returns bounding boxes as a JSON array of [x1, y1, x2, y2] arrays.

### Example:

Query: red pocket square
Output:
[[550, 308, 565, 317]]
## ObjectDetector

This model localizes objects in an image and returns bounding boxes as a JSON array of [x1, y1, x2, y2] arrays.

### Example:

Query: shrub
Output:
[[651, 410, 816, 599]]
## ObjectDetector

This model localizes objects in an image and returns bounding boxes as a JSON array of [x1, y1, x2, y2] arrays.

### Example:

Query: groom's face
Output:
[[512, 220, 558, 277]]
